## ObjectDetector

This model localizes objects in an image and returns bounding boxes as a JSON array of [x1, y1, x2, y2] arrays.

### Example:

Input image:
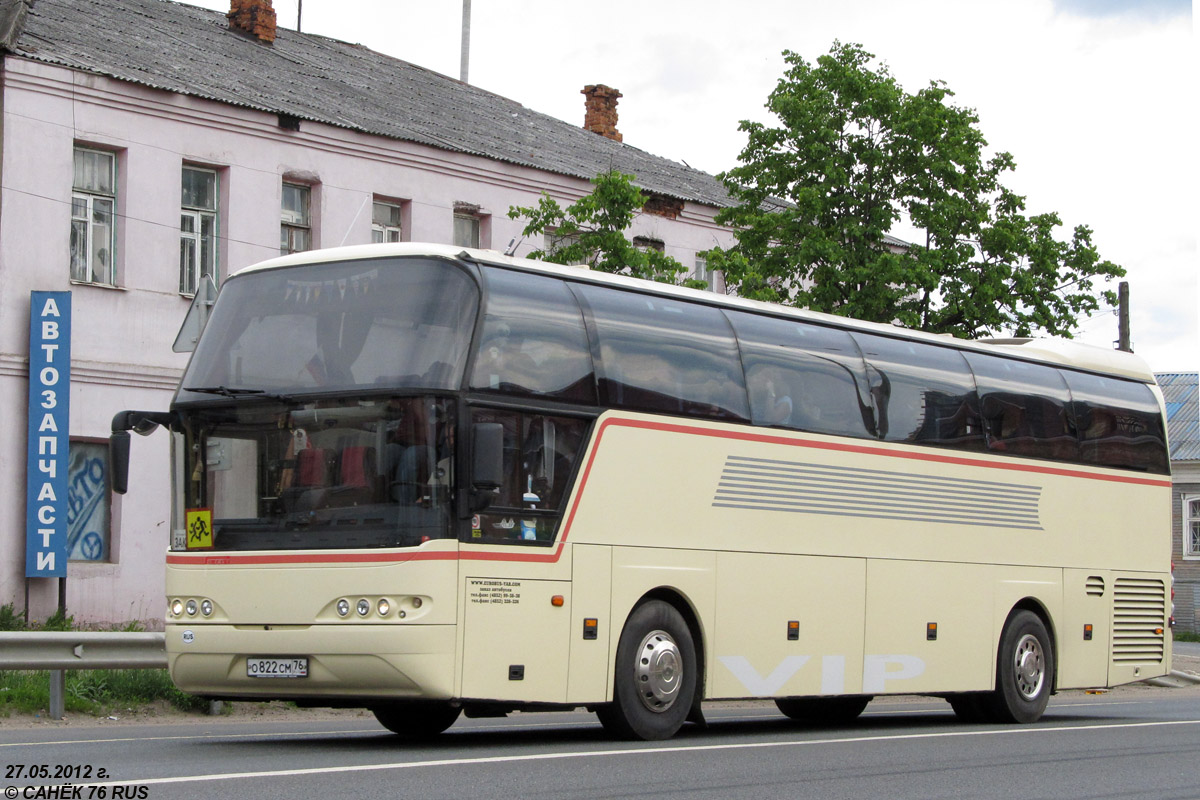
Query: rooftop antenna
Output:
[[460, 0, 471, 83]]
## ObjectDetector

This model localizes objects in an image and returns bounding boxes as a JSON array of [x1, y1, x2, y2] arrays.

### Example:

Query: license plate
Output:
[[246, 657, 308, 678]]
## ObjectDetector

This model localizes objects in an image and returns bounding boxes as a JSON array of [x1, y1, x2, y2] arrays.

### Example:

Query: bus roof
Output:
[[237, 242, 1157, 384]]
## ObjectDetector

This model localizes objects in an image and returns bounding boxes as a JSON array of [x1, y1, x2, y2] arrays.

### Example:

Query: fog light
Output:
[[171, 599, 184, 616], [412, 597, 423, 609], [356, 599, 370, 617], [336, 599, 350, 617], [200, 599, 213, 617], [377, 599, 391, 616], [185, 599, 198, 616]]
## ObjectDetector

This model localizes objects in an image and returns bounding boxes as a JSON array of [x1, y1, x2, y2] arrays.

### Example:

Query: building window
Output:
[[1186, 495, 1200, 559], [281, 182, 312, 255], [632, 235, 665, 253], [67, 441, 110, 562], [372, 201, 403, 243], [70, 147, 116, 285], [180, 166, 218, 294], [453, 213, 480, 248]]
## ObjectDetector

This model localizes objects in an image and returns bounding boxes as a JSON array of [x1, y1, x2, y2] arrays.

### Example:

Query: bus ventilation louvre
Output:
[[1112, 577, 1166, 663]]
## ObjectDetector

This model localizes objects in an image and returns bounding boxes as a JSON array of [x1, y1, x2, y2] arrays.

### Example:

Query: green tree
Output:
[[508, 170, 703, 288], [707, 41, 1123, 338]]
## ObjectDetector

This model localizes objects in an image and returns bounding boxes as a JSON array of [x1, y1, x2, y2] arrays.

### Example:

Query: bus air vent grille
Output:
[[1085, 576, 1105, 597], [1111, 577, 1165, 663]]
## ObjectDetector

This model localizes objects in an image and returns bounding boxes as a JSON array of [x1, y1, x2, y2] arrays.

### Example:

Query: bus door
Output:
[[458, 409, 590, 704]]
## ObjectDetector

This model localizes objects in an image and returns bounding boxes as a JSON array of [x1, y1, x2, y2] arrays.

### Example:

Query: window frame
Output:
[[70, 146, 117, 286], [180, 165, 219, 295], [281, 182, 312, 255], [453, 212, 480, 249], [372, 200, 403, 244], [1185, 494, 1200, 560]]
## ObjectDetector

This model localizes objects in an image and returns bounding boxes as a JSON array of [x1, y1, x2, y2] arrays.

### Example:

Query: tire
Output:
[[596, 600, 698, 741], [983, 609, 1054, 724], [372, 701, 461, 738], [775, 695, 871, 725]]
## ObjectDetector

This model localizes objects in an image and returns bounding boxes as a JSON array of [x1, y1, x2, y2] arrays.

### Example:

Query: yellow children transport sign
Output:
[[185, 508, 213, 550]]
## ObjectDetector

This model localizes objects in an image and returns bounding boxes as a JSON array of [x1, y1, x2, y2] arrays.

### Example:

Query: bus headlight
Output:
[[185, 599, 198, 616], [200, 599, 213, 617], [377, 599, 391, 617], [356, 599, 370, 617], [171, 599, 184, 616], [336, 599, 350, 617]]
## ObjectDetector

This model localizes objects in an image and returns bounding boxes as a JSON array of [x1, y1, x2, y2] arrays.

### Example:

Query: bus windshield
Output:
[[179, 396, 457, 550], [177, 257, 478, 401]]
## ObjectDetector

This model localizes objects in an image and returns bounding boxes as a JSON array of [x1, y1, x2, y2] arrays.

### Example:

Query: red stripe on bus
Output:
[[164, 415, 1169, 567]]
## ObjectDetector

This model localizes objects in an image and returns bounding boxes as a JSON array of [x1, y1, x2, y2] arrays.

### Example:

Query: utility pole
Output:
[[1117, 280, 1131, 352], [460, 0, 471, 83]]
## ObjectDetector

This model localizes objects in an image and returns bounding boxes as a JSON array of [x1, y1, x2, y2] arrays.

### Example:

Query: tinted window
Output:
[[963, 352, 1078, 463], [1061, 371, 1169, 473], [470, 268, 596, 403], [180, 258, 477, 398], [574, 285, 749, 422], [727, 312, 875, 438], [852, 333, 982, 449]]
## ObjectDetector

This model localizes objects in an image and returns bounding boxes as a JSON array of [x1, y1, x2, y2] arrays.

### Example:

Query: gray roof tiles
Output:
[[1, 0, 733, 207]]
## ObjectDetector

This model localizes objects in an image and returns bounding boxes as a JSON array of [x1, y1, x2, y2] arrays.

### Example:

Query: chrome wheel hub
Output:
[[1013, 633, 1045, 699], [634, 629, 682, 713]]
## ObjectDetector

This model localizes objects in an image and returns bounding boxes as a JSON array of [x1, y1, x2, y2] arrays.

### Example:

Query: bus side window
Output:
[[1060, 370, 1169, 474], [963, 352, 1078, 463], [470, 268, 596, 404], [851, 333, 983, 450], [728, 311, 875, 439], [574, 284, 749, 423]]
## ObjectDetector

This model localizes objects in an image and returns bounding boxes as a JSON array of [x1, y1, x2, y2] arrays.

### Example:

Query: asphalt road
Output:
[[3, 686, 1200, 800]]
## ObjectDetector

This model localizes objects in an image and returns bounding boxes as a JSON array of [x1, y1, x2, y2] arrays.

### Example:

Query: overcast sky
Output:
[[190, 0, 1197, 372]]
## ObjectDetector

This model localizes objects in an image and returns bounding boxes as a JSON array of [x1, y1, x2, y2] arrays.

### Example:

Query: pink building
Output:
[[0, 0, 736, 626]]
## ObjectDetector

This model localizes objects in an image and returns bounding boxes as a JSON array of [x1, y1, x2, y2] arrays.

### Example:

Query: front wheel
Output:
[[985, 609, 1054, 723], [596, 600, 698, 741], [372, 701, 461, 738]]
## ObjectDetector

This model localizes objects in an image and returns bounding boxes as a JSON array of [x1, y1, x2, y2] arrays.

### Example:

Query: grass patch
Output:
[[0, 603, 212, 718], [1174, 631, 1200, 643]]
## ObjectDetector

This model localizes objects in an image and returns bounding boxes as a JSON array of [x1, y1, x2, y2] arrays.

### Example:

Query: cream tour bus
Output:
[[111, 242, 1172, 741]]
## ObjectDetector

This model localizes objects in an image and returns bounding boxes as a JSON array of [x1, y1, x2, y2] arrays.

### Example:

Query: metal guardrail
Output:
[[0, 632, 168, 718], [0, 631, 167, 670]]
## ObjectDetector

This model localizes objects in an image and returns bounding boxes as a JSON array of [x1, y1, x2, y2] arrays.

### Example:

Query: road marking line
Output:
[[21, 718, 1200, 790]]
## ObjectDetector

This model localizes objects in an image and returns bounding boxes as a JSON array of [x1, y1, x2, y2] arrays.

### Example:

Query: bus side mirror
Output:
[[110, 410, 175, 495], [110, 430, 131, 495], [470, 422, 503, 512]]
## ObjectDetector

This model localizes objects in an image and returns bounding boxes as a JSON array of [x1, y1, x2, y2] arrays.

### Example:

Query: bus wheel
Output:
[[372, 701, 461, 738], [987, 610, 1054, 724], [775, 696, 871, 725], [596, 600, 697, 741]]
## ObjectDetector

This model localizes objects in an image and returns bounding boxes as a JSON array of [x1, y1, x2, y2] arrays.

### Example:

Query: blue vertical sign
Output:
[[26, 291, 71, 578]]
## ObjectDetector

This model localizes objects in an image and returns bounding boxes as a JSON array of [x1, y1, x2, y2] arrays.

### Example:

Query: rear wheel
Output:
[[982, 610, 1054, 724], [596, 600, 697, 741], [372, 701, 461, 738], [775, 696, 871, 725]]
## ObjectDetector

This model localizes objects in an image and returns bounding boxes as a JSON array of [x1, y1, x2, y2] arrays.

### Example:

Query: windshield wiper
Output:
[[183, 386, 297, 403]]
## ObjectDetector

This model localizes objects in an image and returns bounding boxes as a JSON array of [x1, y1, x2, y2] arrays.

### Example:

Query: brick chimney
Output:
[[582, 84, 622, 142], [228, 0, 277, 43]]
